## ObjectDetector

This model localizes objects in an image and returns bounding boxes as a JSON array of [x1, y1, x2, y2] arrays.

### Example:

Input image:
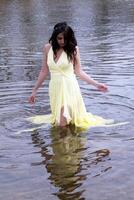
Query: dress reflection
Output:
[[31, 125, 87, 200]]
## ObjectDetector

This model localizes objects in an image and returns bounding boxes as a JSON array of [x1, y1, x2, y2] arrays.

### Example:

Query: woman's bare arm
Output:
[[29, 44, 50, 103], [74, 46, 108, 92], [32, 44, 50, 92]]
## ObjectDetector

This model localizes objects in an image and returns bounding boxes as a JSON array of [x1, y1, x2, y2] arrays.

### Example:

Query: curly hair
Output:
[[49, 22, 77, 63]]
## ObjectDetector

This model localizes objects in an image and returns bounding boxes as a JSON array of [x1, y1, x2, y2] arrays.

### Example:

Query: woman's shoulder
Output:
[[75, 45, 80, 51], [43, 43, 52, 54], [75, 46, 80, 57]]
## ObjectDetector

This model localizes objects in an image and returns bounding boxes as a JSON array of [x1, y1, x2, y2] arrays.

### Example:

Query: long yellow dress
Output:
[[28, 46, 113, 130]]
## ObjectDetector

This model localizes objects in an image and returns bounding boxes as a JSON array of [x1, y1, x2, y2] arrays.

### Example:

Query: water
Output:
[[0, 0, 134, 199]]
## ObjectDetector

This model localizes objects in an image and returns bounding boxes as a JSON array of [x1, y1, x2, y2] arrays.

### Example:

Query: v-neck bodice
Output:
[[47, 46, 74, 75], [53, 49, 64, 64]]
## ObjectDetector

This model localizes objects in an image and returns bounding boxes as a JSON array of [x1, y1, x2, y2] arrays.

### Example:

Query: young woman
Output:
[[28, 22, 111, 129]]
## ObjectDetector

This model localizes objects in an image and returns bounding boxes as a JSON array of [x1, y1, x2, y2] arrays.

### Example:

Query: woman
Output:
[[28, 22, 111, 129]]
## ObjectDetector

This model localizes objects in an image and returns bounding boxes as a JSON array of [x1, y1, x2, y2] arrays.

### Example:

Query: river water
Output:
[[0, 0, 134, 200]]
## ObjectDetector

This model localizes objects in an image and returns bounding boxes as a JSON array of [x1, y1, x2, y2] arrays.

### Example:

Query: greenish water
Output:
[[0, 0, 134, 199]]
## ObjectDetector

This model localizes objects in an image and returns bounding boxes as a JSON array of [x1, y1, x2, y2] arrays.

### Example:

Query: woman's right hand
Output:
[[28, 90, 37, 104]]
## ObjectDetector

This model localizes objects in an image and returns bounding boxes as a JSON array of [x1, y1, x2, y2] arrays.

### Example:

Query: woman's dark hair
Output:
[[49, 22, 77, 62]]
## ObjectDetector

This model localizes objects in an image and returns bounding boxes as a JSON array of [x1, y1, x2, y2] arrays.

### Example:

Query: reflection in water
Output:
[[31, 126, 86, 200], [31, 126, 111, 200]]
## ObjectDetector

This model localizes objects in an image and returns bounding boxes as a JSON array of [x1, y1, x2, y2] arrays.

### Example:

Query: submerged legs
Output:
[[59, 106, 67, 127]]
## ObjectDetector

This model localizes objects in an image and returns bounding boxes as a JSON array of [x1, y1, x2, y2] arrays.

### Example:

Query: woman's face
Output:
[[56, 32, 65, 48]]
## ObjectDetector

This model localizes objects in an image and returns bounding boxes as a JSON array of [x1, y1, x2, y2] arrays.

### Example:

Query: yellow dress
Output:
[[28, 46, 113, 130]]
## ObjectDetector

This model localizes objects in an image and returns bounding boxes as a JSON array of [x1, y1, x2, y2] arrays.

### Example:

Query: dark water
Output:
[[0, 0, 134, 199]]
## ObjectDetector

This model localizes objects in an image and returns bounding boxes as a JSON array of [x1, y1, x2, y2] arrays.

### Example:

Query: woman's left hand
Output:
[[96, 83, 108, 92]]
